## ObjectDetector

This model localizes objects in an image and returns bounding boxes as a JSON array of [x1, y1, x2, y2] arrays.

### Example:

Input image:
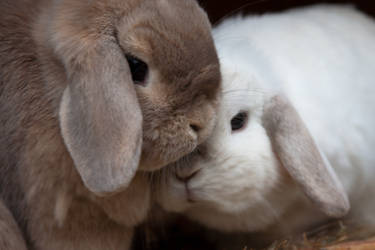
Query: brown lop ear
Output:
[[262, 94, 350, 217], [59, 40, 142, 196]]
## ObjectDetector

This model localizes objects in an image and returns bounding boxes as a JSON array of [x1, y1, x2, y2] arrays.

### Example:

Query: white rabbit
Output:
[[156, 4, 375, 237]]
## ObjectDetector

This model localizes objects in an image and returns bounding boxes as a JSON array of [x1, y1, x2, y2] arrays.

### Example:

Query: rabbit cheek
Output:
[[139, 117, 197, 171]]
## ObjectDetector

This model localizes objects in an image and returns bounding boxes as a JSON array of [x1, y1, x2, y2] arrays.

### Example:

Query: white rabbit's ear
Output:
[[59, 40, 142, 196], [262, 94, 350, 217]]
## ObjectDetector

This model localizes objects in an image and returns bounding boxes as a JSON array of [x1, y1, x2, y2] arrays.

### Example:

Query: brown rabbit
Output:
[[0, 0, 221, 249], [0, 198, 27, 250]]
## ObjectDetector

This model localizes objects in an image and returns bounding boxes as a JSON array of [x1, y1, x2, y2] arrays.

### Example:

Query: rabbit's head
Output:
[[39, 0, 220, 195], [156, 61, 349, 232]]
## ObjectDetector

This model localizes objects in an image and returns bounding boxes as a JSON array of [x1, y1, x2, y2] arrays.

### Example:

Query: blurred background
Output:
[[198, 0, 375, 24]]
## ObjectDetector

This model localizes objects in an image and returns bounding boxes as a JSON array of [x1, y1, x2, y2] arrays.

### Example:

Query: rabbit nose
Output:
[[175, 166, 201, 183], [189, 123, 203, 139], [188, 122, 210, 144], [187, 110, 216, 144], [189, 123, 201, 133]]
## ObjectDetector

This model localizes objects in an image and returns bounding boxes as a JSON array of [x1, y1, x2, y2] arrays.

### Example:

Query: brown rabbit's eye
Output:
[[231, 112, 248, 132], [126, 55, 148, 85]]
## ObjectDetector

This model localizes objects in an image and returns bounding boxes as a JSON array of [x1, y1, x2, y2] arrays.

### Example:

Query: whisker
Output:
[[213, 0, 269, 26], [215, 35, 253, 44], [222, 88, 268, 95]]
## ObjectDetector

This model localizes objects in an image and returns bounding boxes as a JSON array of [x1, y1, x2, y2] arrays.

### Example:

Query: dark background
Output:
[[197, 0, 375, 25]]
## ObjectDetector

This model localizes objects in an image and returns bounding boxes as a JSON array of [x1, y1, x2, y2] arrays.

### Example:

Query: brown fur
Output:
[[0, 198, 27, 250], [0, 0, 221, 249]]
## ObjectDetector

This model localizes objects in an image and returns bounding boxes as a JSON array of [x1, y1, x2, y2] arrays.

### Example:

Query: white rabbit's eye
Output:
[[126, 55, 148, 85], [231, 112, 248, 132]]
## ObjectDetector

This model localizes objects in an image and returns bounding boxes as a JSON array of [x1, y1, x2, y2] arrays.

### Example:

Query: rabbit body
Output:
[[0, 198, 27, 250], [157, 4, 375, 236], [0, 0, 220, 249]]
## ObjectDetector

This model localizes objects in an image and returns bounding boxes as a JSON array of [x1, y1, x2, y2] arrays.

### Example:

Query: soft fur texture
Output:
[[0, 198, 27, 250], [157, 4, 375, 237], [0, 0, 220, 249]]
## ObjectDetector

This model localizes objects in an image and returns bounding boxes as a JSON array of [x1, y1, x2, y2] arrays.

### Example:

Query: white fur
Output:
[[157, 4, 375, 233]]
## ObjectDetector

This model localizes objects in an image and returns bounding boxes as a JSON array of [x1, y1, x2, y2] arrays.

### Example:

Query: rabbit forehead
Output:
[[56, 0, 220, 84], [220, 63, 267, 103], [117, 0, 218, 70], [115, 0, 221, 104], [207, 66, 265, 142]]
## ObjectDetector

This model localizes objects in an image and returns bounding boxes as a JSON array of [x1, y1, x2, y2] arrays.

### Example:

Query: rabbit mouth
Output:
[[138, 130, 199, 171], [169, 174, 198, 204], [184, 183, 198, 203]]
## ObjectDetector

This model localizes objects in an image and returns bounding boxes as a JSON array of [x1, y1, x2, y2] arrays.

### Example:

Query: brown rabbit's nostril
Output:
[[190, 124, 201, 133]]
